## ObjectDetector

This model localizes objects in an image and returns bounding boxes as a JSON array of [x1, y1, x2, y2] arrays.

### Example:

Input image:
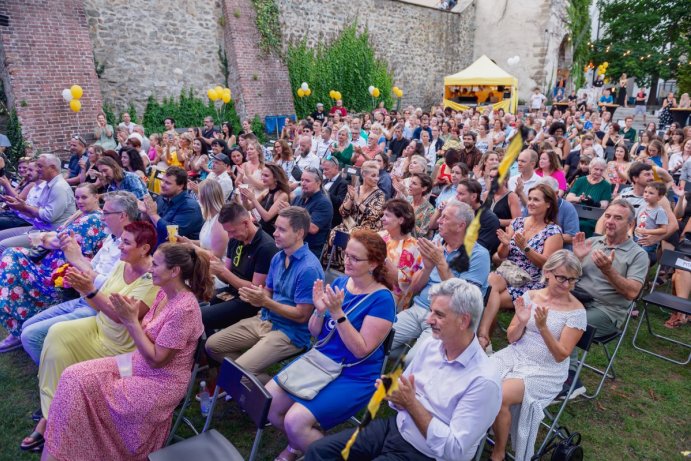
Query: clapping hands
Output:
[[312, 279, 344, 316]]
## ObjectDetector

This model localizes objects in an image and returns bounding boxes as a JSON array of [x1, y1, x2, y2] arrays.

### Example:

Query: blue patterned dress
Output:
[[505, 218, 562, 301], [0, 211, 108, 337]]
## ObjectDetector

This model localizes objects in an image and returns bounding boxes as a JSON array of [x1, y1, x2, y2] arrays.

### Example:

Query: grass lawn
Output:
[[1, 306, 689, 461]]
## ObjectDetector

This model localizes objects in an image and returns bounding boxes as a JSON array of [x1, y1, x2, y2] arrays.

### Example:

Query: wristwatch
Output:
[[336, 316, 348, 324], [523, 246, 532, 254]]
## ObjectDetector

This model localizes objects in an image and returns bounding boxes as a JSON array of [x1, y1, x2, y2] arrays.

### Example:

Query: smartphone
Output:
[[351, 174, 360, 188]]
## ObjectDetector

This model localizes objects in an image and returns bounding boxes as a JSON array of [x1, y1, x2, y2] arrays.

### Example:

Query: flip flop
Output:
[[31, 408, 43, 422], [20, 430, 44, 451]]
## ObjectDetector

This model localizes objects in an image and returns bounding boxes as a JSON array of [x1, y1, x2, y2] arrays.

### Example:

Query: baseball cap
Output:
[[214, 153, 231, 165], [317, 103, 324, 108]]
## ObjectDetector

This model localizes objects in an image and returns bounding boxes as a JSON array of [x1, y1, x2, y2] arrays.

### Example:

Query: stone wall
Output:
[[0, 0, 103, 155], [83, 0, 227, 117], [473, 0, 570, 101], [277, 0, 475, 110]]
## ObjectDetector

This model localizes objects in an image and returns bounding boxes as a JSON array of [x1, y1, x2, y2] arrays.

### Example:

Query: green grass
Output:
[[1, 305, 689, 461]]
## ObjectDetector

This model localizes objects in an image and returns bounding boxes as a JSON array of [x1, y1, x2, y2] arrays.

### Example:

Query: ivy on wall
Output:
[[141, 88, 241, 136], [566, 0, 591, 89], [250, 0, 282, 56], [286, 24, 394, 119]]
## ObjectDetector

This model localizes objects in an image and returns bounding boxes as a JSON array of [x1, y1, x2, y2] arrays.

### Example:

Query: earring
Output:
[[368, 269, 373, 275]]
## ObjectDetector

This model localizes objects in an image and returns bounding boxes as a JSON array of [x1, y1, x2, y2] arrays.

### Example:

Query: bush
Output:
[[286, 24, 395, 119], [5, 109, 28, 169], [250, 115, 267, 143], [141, 88, 241, 136]]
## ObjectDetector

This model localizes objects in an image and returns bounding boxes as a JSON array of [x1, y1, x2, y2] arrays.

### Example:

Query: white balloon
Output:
[[368, 85, 375, 95], [62, 88, 73, 102], [507, 57, 513, 65], [301, 82, 309, 91], [514, 56, 520, 63]]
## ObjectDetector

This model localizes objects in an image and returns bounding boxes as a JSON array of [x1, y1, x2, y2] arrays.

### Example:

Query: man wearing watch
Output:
[[205, 206, 323, 383]]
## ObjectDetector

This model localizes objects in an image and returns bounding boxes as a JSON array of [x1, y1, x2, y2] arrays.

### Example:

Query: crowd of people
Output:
[[0, 88, 689, 461]]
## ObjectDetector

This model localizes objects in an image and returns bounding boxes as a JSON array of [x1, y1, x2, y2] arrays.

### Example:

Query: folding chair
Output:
[[632, 250, 691, 365], [474, 325, 596, 461], [149, 358, 272, 461], [165, 333, 208, 445], [324, 230, 349, 285], [573, 204, 605, 222], [579, 301, 637, 399]]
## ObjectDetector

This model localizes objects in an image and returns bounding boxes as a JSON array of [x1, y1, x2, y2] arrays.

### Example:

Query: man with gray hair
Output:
[[17, 192, 139, 359], [306, 278, 501, 461], [0, 154, 76, 252], [391, 200, 490, 361]]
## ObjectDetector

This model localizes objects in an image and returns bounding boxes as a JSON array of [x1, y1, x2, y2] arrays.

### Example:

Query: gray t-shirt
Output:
[[636, 204, 668, 231], [680, 158, 691, 183], [575, 236, 648, 327]]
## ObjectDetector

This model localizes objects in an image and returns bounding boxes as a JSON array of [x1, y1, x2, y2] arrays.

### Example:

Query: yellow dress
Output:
[[38, 261, 159, 417]]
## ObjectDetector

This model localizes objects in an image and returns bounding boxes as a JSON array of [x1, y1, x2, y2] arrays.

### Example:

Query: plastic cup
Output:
[[166, 225, 179, 243], [27, 230, 43, 247], [115, 352, 133, 378]]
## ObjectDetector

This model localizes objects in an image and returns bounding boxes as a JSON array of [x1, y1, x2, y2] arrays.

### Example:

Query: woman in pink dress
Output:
[[42, 243, 214, 461]]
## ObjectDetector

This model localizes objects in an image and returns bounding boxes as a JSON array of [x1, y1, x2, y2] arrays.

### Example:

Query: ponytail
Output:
[[188, 248, 214, 301]]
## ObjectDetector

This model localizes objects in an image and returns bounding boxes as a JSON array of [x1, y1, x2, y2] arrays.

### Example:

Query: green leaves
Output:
[[250, 0, 282, 56], [286, 24, 395, 119]]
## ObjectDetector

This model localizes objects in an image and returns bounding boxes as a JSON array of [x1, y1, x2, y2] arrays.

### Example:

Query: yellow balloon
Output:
[[297, 88, 305, 98], [372, 88, 380, 98], [208, 89, 218, 101], [335, 91, 342, 100], [221, 93, 231, 103], [329, 90, 336, 99], [214, 86, 223, 95], [70, 85, 83, 100], [304, 88, 312, 96], [224, 88, 231, 97], [69, 99, 82, 112]]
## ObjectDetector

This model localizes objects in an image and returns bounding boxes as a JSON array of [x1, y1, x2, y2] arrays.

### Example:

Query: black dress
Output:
[[259, 187, 279, 236], [490, 192, 513, 228]]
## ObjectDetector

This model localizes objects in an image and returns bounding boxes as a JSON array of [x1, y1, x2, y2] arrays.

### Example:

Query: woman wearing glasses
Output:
[[488, 250, 586, 461]]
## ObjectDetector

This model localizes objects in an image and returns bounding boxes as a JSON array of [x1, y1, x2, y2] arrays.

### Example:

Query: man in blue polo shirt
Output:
[[291, 167, 333, 257], [205, 206, 324, 383], [390, 200, 490, 362], [138, 166, 203, 244]]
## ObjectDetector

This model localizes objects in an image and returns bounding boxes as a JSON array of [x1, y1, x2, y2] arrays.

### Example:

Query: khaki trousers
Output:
[[205, 314, 301, 383]]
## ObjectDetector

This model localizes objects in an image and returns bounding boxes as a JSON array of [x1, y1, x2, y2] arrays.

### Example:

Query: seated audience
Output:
[[236, 139, 267, 199], [20, 192, 138, 363], [606, 144, 631, 195], [95, 155, 148, 199], [0, 159, 43, 231], [478, 184, 563, 350], [185, 136, 211, 181], [487, 167, 522, 228], [391, 200, 490, 361], [205, 207, 323, 383], [379, 199, 423, 309], [321, 157, 348, 226], [138, 166, 204, 244], [562, 200, 648, 397], [21, 221, 160, 452], [566, 157, 612, 237], [455, 178, 501, 254], [201, 153, 234, 200], [541, 176, 580, 249], [535, 150, 567, 195], [403, 172, 435, 238], [0, 183, 107, 352], [507, 149, 541, 210], [121, 144, 148, 183], [42, 243, 213, 460], [202, 203, 278, 334], [489, 250, 586, 461], [240, 163, 290, 236], [633, 181, 668, 264], [306, 278, 502, 461], [267, 229, 395, 460], [291, 167, 334, 257]]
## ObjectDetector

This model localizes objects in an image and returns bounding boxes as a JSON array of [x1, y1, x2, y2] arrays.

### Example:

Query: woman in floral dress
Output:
[[42, 243, 213, 461], [0, 183, 107, 351]]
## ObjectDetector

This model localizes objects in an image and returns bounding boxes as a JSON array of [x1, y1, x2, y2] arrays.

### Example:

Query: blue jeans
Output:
[[20, 298, 96, 364]]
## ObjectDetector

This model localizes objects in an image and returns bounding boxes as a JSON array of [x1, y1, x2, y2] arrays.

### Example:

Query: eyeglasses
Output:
[[344, 252, 368, 263], [552, 274, 580, 284], [102, 210, 123, 216]]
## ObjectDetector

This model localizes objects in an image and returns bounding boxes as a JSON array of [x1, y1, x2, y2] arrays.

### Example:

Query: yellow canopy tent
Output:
[[444, 55, 518, 114]]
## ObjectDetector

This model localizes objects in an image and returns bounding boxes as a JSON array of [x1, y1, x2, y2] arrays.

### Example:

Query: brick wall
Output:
[[0, 0, 103, 156], [220, 0, 295, 122]]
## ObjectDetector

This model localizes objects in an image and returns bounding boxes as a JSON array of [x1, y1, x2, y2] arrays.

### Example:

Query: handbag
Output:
[[496, 260, 532, 287], [532, 427, 583, 461], [291, 164, 302, 182], [276, 290, 385, 400]]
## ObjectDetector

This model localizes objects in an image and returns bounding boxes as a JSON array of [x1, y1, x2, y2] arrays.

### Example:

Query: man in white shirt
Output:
[[306, 278, 502, 461], [507, 149, 541, 209], [19, 191, 138, 361], [310, 121, 331, 160], [530, 88, 547, 114], [118, 112, 137, 134], [294, 136, 320, 171], [205, 153, 234, 200], [350, 118, 368, 148]]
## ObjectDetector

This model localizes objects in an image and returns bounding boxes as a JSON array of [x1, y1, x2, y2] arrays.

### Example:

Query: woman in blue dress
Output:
[[266, 229, 396, 461]]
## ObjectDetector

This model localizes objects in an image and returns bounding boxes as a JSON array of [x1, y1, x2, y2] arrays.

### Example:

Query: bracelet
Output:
[[86, 288, 100, 299], [313, 310, 325, 319], [337, 315, 348, 324]]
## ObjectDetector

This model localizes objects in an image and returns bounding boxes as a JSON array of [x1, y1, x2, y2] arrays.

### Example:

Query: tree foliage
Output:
[[590, 0, 690, 102], [566, 0, 591, 89], [286, 25, 394, 119]]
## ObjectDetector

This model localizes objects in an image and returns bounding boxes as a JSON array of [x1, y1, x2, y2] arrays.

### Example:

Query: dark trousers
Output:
[[0, 213, 30, 231], [305, 416, 434, 461], [201, 297, 258, 336]]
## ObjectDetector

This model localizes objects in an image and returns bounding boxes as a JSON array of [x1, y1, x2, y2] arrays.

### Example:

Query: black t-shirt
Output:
[[225, 228, 278, 295], [564, 150, 581, 177], [389, 137, 409, 161], [477, 208, 500, 254], [311, 110, 326, 123]]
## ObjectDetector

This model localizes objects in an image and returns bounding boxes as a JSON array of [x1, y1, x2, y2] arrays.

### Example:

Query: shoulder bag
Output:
[[276, 289, 386, 400], [496, 260, 532, 287]]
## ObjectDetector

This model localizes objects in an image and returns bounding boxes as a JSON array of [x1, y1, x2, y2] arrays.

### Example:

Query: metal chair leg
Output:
[[632, 305, 691, 365]]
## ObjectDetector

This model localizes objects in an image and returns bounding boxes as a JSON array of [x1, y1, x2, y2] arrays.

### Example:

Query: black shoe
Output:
[[31, 408, 42, 422]]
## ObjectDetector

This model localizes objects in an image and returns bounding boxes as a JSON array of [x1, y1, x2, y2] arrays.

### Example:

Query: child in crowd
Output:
[[634, 181, 668, 264]]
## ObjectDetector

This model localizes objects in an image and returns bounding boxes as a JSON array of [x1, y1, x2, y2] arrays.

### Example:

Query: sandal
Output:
[[274, 445, 302, 461], [31, 408, 43, 422], [664, 313, 688, 329], [20, 430, 44, 451]]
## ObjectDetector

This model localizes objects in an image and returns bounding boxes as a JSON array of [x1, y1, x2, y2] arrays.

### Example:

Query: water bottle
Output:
[[199, 381, 211, 417]]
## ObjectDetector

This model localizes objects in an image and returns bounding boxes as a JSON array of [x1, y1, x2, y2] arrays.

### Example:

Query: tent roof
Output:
[[444, 55, 517, 87]]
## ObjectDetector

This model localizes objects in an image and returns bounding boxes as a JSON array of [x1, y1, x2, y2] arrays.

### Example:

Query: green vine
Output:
[[141, 87, 241, 136], [566, 0, 591, 89], [6, 109, 29, 167], [218, 46, 230, 86], [250, 0, 282, 56], [286, 24, 394, 119]]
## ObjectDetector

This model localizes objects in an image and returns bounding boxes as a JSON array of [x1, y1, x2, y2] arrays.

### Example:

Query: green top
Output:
[[331, 143, 354, 166], [569, 176, 612, 236]]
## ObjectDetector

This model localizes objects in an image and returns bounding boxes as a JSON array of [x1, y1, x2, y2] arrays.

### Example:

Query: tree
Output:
[[590, 0, 690, 105]]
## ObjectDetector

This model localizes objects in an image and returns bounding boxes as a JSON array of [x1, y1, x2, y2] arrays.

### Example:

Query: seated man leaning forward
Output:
[[305, 278, 502, 461], [205, 206, 324, 383], [390, 200, 490, 361]]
